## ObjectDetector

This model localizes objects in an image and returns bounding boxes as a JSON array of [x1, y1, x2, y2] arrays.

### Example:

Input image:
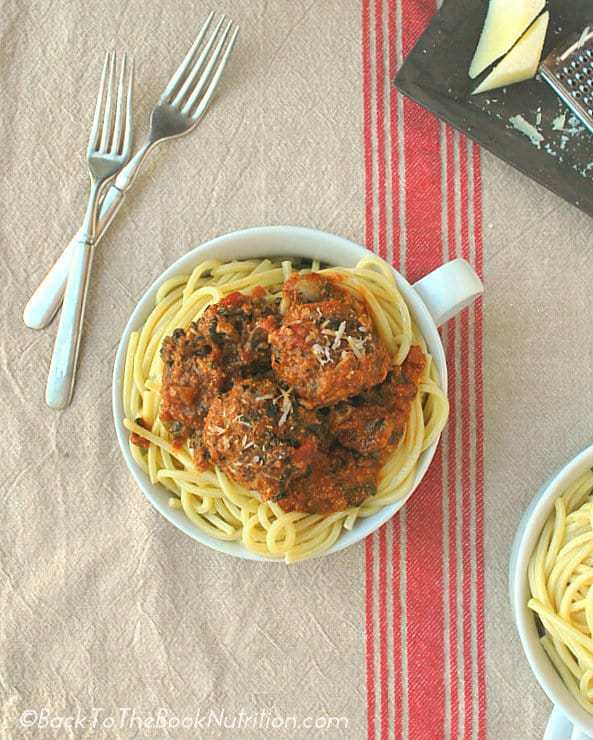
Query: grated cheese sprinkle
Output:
[[346, 335, 367, 359], [331, 321, 347, 350], [278, 388, 293, 426], [312, 343, 332, 365]]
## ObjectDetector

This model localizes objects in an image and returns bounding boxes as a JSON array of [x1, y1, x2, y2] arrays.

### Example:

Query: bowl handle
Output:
[[412, 259, 483, 328], [543, 705, 589, 740]]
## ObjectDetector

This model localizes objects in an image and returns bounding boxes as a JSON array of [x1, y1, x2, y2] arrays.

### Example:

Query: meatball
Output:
[[159, 290, 279, 449], [203, 375, 383, 514], [282, 271, 344, 305], [281, 448, 379, 514], [195, 289, 278, 379], [160, 325, 224, 447], [203, 378, 326, 501], [269, 273, 391, 408], [329, 345, 426, 455]]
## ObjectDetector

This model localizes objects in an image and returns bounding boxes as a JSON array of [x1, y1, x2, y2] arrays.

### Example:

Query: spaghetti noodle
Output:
[[528, 468, 593, 712], [121, 255, 449, 562]]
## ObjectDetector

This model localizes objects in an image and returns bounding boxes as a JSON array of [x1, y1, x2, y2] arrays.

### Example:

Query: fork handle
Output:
[[23, 184, 126, 330], [46, 175, 103, 409], [45, 239, 96, 409]]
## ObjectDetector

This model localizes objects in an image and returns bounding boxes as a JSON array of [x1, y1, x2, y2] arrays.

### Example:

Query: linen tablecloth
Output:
[[2, 1, 593, 738]]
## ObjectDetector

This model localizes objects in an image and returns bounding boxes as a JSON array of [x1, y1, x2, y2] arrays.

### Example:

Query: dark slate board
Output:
[[394, 0, 593, 217]]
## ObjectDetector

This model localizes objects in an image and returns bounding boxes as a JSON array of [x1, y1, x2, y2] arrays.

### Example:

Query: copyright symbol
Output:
[[20, 710, 37, 727]]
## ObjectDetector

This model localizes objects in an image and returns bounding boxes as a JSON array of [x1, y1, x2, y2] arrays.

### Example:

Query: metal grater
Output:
[[540, 26, 593, 135]]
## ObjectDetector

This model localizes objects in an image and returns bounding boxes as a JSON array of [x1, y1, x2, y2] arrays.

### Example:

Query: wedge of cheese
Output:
[[469, 0, 546, 79], [472, 12, 549, 95]]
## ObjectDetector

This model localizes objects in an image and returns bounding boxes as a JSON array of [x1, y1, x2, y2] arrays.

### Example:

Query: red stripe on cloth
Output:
[[406, 461, 445, 740], [366, 537, 377, 740], [387, 1, 404, 737], [363, 0, 374, 251], [401, 0, 446, 735], [363, 1, 486, 737], [400, 0, 443, 282], [445, 126, 459, 740], [373, 1, 391, 736], [379, 524, 389, 739], [459, 138, 474, 740], [473, 142, 487, 739], [403, 104, 443, 279], [375, 0, 387, 261], [392, 516, 403, 740], [388, 0, 401, 271]]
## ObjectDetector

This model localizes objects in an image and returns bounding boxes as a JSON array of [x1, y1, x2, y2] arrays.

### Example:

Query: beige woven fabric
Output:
[[483, 150, 593, 738], [1, 1, 593, 738]]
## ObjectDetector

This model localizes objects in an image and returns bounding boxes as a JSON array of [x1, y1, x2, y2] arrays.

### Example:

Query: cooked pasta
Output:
[[528, 468, 593, 712], [121, 255, 449, 562]]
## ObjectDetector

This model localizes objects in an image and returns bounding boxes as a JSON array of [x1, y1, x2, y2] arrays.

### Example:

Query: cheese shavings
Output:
[[331, 321, 347, 350], [346, 335, 368, 359], [277, 389, 293, 427], [312, 343, 332, 365], [509, 114, 544, 148], [552, 112, 567, 131]]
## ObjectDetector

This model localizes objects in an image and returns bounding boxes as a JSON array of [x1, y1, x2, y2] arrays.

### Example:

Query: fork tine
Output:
[[172, 15, 226, 109], [88, 51, 111, 151], [122, 57, 135, 156], [160, 11, 215, 102], [111, 52, 127, 154], [187, 23, 239, 120], [100, 51, 117, 152]]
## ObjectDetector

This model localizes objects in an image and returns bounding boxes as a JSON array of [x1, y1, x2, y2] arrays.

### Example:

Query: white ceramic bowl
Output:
[[112, 225, 483, 561], [510, 444, 593, 739]]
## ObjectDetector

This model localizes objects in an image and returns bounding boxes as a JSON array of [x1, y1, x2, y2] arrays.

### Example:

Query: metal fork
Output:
[[24, 12, 239, 331], [46, 51, 135, 409]]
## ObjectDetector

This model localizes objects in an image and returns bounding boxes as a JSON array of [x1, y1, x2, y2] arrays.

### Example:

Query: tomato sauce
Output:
[[131, 276, 426, 514]]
